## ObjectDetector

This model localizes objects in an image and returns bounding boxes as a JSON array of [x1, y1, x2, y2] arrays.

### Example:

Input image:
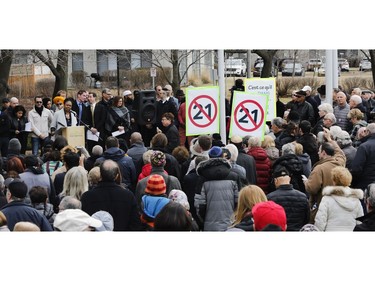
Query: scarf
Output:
[[35, 105, 43, 116]]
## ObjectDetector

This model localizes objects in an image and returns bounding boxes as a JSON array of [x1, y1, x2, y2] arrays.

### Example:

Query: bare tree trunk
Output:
[[369, 50, 375, 87], [32, 49, 69, 97], [171, 50, 180, 91], [252, 50, 277, 78], [0, 50, 13, 97]]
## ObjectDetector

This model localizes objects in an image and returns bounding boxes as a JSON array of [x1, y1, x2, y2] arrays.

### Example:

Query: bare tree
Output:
[[0, 50, 13, 98], [138, 50, 213, 91], [31, 49, 69, 97], [252, 50, 278, 78]]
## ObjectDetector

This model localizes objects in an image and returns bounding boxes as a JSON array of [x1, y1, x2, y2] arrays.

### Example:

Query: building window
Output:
[[72, 53, 84, 71]]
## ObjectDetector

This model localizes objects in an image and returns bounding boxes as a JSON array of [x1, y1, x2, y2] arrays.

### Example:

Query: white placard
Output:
[[229, 91, 269, 140], [186, 86, 220, 136], [244, 78, 276, 121]]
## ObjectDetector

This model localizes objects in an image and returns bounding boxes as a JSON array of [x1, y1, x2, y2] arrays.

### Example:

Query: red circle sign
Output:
[[233, 100, 264, 132], [188, 95, 218, 128]]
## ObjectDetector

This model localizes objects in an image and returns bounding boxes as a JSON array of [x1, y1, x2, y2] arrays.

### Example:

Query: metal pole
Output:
[[325, 50, 333, 105], [247, 50, 252, 78], [117, 53, 120, 96], [332, 49, 339, 90], [218, 49, 227, 144], [152, 77, 155, 89]]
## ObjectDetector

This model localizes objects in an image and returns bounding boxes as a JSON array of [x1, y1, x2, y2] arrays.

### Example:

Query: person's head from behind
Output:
[[13, 221, 40, 232], [281, 142, 296, 156], [154, 201, 193, 231], [252, 201, 287, 231], [232, 185, 267, 226], [331, 166, 352, 187], [142, 150, 154, 165], [224, 144, 239, 162], [130, 132, 143, 145], [53, 135, 69, 151], [150, 150, 166, 168], [6, 179, 28, 202], [105, 136, 119, 149], [6, 157, 24, 174], [272, 166, 291, 188], [91, 145, 103, 157], [150, 133, 168, 149], [319, 142, 335, 160], [88, 166, 101, 186], [365, 183, 375, 213], [58, 195, 82, 212], [62, 151, 80, 170], [261, 135, 276, 149], [172, 146, 189, 164], [61, 166, 88, 200], [100, 160, 121, 183], [29, 186, 48, 205], [197, 135, 212, 152]]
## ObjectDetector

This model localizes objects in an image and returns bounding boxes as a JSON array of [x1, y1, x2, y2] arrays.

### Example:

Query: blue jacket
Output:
[[1, 201, 53, 231]]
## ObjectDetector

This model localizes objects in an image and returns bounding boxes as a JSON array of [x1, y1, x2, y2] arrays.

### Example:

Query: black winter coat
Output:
[[267, 184, 310, 231], [81, 181, 142, 231]]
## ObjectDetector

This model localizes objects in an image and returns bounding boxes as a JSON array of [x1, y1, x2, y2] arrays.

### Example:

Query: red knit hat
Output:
[[252, 201, 287, 231], [145, 175, 166, 196]]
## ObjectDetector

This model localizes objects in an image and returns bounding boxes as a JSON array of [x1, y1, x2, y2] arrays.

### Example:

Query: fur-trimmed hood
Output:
[[323, 185, 364, 211]]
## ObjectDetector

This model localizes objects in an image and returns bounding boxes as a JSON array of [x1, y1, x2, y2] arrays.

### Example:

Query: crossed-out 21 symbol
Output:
[[188, 95, 218, 128], [234, 100, 264, 132]]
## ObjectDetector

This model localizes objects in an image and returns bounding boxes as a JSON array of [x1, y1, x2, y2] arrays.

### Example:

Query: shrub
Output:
[[35, 78, 55, 97], [70, 71, 88, 89]]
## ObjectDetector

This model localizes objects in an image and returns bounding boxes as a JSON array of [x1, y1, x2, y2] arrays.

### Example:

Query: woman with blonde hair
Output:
[[229, 185, 267, 231], [314, 166, 363, 231], [261, 135, 280, 165], [59, 166, 89, 201]]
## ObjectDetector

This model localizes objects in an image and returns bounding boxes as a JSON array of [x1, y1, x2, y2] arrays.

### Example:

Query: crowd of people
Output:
[[0, 82, 375, 232]]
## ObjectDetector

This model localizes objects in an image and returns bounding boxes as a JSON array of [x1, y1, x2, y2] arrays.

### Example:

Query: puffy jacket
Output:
[[195, 158, 239, 231], [247, 147, 271, 193], [267, 184, 310, 231]]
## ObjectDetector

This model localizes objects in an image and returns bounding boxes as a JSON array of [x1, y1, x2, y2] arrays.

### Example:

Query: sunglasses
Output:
[[293, 94, 302, 98], [36, 101, 43, 104]]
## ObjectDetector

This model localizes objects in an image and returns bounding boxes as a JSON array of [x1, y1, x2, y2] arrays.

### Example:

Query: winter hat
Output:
[[53, 96, 65, 105], [317, 85, 326, 96], [145, 174, 167, 195], [302, 85, 312, 92], [189, 138, 205, 158], [252, 201, 287, 231], [300, 224, 319, 232], [54, 209, 103, 231], [230, 135, 243, 144], [8, 179, 28, 199], [91, 211, 114, 231], [8, 138, 21, 153], [123, 90, 132, 96], [272, 166, 290, 178], [142, 196, 170, 219], [150, 151, 166, 167], [168, 189, 190, 210], [208, 146, 223, 158]]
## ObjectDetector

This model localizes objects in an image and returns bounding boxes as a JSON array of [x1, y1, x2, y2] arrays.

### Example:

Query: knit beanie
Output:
[[208, 146, 223, 158], [8, 138, 21, 154], [150, 150, 166, 167], [145, 174, 166, 195]]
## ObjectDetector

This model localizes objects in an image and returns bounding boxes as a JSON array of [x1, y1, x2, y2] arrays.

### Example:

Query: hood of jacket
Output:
[[297, 153, 311, 164], [323, 185, 364, 211], [196, 158, 232, 180], [141, 195, 170, 219], [273, 153, 303, 175], [265, 147, 279, 160], [103, 147, 126, 161]]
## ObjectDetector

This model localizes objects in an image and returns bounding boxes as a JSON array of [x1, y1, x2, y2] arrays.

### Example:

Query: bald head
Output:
[[10, 97, 19, 108], [100, 160, 120, 182], [130, 132, 143, 144]]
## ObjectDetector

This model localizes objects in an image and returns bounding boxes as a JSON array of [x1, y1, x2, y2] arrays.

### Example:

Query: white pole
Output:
[[332, 49, 339, 90], [325, 50, 333, 105], [218, 50, 227, 144], [247, 50, 252, 78]]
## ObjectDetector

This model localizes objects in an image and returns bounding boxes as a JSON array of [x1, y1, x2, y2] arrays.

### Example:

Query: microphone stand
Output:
[[71, 110, 103, 141]]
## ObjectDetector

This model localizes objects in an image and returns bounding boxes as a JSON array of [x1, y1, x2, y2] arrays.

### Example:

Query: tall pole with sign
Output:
[[218, 49, 227, 144], [150, 67, 156, 89]]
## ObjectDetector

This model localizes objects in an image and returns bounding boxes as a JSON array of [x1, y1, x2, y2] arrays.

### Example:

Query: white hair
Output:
[[367, 123, 375, 134], [318, 103, 333, 114], [281, 142, 295, 155], [350, 95, 362, 105], [225, 144, 239, 162]]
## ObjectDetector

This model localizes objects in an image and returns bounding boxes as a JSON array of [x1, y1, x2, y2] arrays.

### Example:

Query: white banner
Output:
[[186, 86, 220, 136], [229, 91, 269, 140]]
